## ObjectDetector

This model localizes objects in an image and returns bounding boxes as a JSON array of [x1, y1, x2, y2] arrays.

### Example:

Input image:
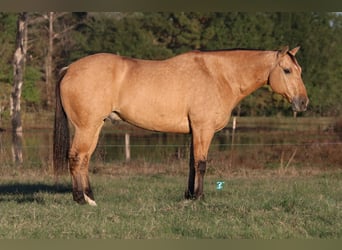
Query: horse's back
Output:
[[115, 52, 229, 132]]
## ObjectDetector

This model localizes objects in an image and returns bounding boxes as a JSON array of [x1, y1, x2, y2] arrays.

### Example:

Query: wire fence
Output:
[[2, 113, 342, 170], [1, 128, 341, 171]]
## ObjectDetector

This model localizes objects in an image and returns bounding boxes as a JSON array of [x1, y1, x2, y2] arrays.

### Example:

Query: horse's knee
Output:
[[198, 160, 206, 175], [69, 151, 79, 170], [69, 151, 90, 173]]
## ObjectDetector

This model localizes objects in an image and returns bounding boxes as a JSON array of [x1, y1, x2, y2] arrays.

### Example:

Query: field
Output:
[[0, 116, 342, 239], [0, 166, 342, 239]]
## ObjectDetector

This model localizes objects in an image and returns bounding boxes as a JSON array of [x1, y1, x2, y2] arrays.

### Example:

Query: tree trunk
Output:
[[11, 12, 28, 164], [45, 12, 54, 108]]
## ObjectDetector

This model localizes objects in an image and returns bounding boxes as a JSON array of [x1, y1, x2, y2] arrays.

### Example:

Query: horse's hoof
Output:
[[197, 194, 205, 201], [184, 190, 206, 201], [184, 190, 196, 200], [73, 190, 86, 204], [84, 194, 97, 206]]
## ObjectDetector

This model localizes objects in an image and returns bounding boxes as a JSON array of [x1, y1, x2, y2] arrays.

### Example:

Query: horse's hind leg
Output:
[[69, 122, 103, 206]]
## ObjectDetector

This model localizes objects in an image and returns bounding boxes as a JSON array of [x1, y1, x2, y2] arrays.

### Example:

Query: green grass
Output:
[[0, 169, 341, 239]]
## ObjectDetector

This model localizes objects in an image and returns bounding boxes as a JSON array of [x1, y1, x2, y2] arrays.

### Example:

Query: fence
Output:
[[1, 117, 342, 171]]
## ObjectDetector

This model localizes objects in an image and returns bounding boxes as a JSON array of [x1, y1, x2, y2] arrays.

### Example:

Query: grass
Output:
[[0, 168, 341, 239]]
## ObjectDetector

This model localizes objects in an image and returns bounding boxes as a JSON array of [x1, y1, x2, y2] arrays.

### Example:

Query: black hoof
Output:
[[84, 188, 95, 201], [184, 190, 196, 200], [73, 190, 86, 204], [184, 190, 205, 200]]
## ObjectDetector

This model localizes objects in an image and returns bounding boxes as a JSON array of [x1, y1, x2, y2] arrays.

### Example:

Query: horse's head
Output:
[[268, 46, 309, 112]]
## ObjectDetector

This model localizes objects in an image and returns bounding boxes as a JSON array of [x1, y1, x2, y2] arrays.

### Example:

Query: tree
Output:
[[0, 13, 16, 123], [44, 12, 86, 108], [26, 12, 86, 109], [11, 12, 28, 164], [11, 12, 27, 133], [45, 12, 54, 108]]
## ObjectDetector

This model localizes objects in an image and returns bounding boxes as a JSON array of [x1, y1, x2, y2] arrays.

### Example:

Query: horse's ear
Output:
[[289, 46, 300, 56], [278, 46, 289, 57]]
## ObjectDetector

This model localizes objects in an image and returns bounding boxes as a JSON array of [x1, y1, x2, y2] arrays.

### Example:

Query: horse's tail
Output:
[[53, 67, 70, 175]]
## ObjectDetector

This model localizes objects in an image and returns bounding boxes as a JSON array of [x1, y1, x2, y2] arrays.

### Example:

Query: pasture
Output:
[[0, 116, 342, 239], [0, 168, 341, 239]]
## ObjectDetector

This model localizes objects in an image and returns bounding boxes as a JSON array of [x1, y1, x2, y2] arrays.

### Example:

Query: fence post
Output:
[[229, 116, 236, 168], [125, 133, 130, 161]]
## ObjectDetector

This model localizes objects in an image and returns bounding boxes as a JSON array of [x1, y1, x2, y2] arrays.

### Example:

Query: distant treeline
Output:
[[0, 12, 341, 117]]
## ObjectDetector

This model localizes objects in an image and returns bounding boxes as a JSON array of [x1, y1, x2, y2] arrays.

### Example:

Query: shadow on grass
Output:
[[0, 182, 71, 204]]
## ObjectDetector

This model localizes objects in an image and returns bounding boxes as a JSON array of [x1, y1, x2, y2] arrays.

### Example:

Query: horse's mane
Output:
[[199, 48, 272, 53]]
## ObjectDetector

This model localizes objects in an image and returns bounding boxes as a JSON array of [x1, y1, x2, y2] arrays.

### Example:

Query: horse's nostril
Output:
[[292, 96, 308, 112], [301, 100, 306, 107]]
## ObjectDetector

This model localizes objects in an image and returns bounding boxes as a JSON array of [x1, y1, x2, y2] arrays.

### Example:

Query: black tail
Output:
[[53, 67, 70, 175]]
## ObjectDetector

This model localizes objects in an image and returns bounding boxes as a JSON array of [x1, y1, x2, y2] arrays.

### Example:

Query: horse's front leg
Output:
[[194, 160, 207, 199], [185, 141, 195, 199], [185, 128, 214, 200]]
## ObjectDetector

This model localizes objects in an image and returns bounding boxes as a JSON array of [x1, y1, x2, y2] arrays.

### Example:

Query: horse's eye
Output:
[[283, 68, 291, 74]]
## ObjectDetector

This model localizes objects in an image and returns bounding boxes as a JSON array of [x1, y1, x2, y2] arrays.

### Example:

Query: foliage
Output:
[[0, 13, 16, 83], [22, 66, 42, 111], [0, 12, 341, 118]]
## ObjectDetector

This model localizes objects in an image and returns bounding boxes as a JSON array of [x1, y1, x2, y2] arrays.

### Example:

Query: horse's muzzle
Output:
[[292, 95, 309, 112]]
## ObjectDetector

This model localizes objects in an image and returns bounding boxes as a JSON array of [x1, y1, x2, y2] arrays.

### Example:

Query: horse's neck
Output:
[[219, 50, 277, 103]]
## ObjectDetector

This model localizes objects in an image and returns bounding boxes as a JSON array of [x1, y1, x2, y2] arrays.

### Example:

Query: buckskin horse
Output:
[[53, 46, 309, 206]]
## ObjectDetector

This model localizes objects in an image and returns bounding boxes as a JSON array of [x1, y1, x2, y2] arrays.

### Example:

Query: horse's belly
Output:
[[116, 109, 190, 133]]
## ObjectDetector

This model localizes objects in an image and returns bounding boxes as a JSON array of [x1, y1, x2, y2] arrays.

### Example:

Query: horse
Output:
[[53, 46, 309, 206]]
